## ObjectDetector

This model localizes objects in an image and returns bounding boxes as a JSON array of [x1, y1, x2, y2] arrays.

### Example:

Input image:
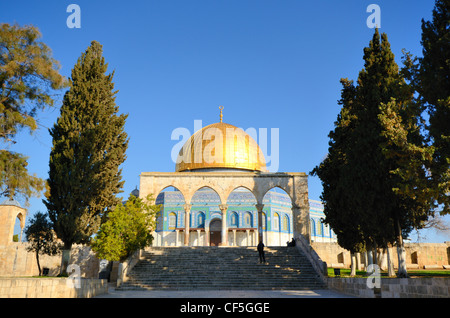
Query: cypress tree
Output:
[[44, 41, 128, 274], [311, 78, 368, 275], [312, 79, 366, 253], [313, 29, 432, 277], [354, 30, 433, 277], [419, 0, 450, 214]]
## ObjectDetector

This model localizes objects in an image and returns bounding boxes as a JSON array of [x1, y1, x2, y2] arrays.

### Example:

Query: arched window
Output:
[[282, 215, 289, 232], [324, 223, 330, 237], [316, 219, 323, 236], [230, 212, 238, 227], [244, 212, 253, 228], [197, 212, 205, 228], [168, 212, 177, 230], [310, 218, 316, 236], [273, 213, 280, 231], [13, 213, 24, 242]]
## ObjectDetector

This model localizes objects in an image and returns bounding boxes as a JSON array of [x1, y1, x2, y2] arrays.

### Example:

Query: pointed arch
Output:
[[225, 185, 257, 204], [261, 186, 294, 206], [191, 186, 221, 205], [13, 215, 21, 242], [154, 185, 186, 205]]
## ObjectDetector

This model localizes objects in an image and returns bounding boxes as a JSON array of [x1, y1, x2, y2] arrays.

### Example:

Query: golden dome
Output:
[[175, 121, 267, 172]]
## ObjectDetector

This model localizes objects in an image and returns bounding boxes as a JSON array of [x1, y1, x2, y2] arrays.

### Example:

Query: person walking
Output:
[[257, 241, 266, 264]]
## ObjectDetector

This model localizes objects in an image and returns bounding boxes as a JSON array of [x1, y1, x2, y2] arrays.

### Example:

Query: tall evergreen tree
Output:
[[313, 29, 432, 277], [311, 78, 368, 275], [353, 30, 425, 277], [312, 79, 367, 254], [418, 0, 450, 214], [44, 41, 128, 274]]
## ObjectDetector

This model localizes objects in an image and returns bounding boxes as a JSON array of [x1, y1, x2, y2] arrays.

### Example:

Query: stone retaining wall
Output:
[[0, 278, 108, 298], [327, 277, 450, 298], [313, 242, 450, 269], [0, 243, 101, 278]]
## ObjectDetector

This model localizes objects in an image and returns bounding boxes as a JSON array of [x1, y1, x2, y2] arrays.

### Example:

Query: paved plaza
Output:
[[95, 285, 354, 298]]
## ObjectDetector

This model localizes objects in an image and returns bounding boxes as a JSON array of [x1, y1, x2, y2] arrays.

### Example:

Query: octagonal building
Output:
[[147, 110, 335, 246]]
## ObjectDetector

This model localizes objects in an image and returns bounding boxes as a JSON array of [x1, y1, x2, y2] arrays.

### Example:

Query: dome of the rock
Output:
[[175, 121, 267, 172]]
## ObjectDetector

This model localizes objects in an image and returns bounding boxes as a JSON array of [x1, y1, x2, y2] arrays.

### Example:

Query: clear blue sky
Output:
[[2, 0, 448, 242]]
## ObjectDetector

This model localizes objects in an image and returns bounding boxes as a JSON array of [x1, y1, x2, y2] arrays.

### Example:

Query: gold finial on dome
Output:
[[219, 105, 224, 123]]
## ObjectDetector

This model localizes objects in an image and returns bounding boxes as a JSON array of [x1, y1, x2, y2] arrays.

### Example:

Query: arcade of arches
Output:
[[139, 171, 310, 246]]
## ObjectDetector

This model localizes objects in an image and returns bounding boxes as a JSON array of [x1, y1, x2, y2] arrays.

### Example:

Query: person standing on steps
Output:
[[257, 241, 266, 264]]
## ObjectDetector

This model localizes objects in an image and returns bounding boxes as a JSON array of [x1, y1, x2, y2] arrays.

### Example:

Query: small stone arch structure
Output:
[[0, 199, 27, 245], [140, 171, 310, 246]]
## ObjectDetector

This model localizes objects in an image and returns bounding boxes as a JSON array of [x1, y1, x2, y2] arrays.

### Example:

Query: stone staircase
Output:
[[117, 246, 326, 290]]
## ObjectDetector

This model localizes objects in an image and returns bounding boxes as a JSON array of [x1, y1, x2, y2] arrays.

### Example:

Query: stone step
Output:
[[127, 275, 319, 281], [127, 277, 319, 283], [122, 285, 324, 290], [122, 280, 325, 287], [119, 286, 325, 290], [122, 282, 324, 287], [129, 269, 317, 275], [117, 246, 326, 291], [129, 269, 316, 275], [138, 264, 310, 268]]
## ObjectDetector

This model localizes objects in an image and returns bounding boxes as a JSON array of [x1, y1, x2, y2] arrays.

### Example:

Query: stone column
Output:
[[175, 229, 180, 247], [292, 203, 310, 242], [184, 204, 192, 246], [255, 204, 264, 244], [232, 229, 237, 246], [197, 230, 201, 246], [205, 223, 210, 246], [219, 204, 228, 246]]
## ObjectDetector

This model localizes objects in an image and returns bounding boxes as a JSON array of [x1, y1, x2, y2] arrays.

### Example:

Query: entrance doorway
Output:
[[209, 219, 222, 246]]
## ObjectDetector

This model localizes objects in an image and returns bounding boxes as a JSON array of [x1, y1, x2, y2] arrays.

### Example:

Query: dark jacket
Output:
[[257, 242, 264, 252]]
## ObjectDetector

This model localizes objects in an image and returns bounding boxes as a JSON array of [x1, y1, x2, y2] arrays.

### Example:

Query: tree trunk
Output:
[[60, 244, 72, 276], [386, 245, 395, 277], [396, 244, 408, 277], [350, 253, 356, 276], [356, 252, 361, 270], [35, 251, 41, 276], [373, 242, 378, 267], [367, 249, 373, 269], [395, 219, 408, 278], [379, 248, 387, 270]]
